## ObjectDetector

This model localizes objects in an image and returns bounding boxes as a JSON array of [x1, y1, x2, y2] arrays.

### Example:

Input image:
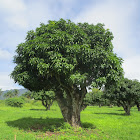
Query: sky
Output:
[[0, 0, 140, 91]]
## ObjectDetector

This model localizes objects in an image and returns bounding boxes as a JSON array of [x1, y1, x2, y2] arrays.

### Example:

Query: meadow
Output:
[[0, 100, 139, 140]]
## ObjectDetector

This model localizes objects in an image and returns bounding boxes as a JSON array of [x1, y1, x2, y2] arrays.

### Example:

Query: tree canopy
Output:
[[104, 78, 140, 115], [32, 90, 55, 110], [84, 88, 105, 107], [11, 19, 123, 127]]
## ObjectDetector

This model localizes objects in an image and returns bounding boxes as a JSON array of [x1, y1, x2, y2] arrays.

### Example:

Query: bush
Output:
[[5, 97, 24, 107]]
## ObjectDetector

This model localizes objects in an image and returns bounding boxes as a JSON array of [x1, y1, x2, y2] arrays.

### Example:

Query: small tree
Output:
[[22, 91, 33, 99], [3, 90, 14, 98], [135, 99, 140, 111], [32, 90, 55, 110], [5, 97, 24, 107], [104, 78, 140, 115], [84, 88, 105, 107], [133, 80, 140, 111], [13, 89, 19, 97]]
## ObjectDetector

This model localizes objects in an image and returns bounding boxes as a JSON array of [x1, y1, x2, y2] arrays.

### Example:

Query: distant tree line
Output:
[[2, 89, 19, 98], [1, 77, 140, 115], [84, 78, 140, 115]]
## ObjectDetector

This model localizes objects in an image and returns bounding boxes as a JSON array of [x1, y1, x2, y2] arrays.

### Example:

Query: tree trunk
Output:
[[123, 105, 131, 115], [47, 100, 53, 110], [99, 104, 102, 108], [56, 94, 81, 127], [67, 96, 81, 127], [56, 87, 87, 127], [137, 104, 140, 111], [135, 102, 140, 111]]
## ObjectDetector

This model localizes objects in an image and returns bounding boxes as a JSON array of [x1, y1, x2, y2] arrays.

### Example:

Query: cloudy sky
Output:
[[0, 0, 140, 90]]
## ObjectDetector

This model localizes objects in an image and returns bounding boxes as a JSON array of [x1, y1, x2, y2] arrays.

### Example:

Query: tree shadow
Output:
[[94, 112, 125, 116], [117, 109, 124, 111], [6, 117, 96, 133], [30, 109, 57, 111], [81, 122, 96, 129], [6, 117, 64, 132], [30, 109, 46, 111]]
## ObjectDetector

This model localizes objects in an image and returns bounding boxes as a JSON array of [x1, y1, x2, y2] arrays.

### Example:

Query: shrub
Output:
[[5, 97, 24, 107]]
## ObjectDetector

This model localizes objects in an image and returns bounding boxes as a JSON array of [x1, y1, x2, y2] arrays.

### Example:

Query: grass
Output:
[[0, 100, 139, 140]]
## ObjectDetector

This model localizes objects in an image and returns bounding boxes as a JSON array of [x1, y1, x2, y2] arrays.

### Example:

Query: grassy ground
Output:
[[0, 100, 139, 140]]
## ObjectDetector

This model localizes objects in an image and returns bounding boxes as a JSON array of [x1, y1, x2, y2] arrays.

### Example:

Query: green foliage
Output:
[[11, 18, 123, 91], [104, 78, 140, 115], [0, 89, 2, 96], [5, 97, 24, 107], [84, 88, 105, 107], [32, 90, 55, 110], [3, 90, 13, 98], [11, 18, 124, 126], [12, 89, 19, 97], [3, 89, 20, 99], [22, 90, 33, 99]]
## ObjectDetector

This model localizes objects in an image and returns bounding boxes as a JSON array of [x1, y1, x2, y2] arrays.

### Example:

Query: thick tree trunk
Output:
[[81, 104, 87, 111], [56, 87, 87, 127], [99, 104, 102, 108], [67, 96, 81, 127], [123, 105, 131, 115], [56, 94, 81, 127]]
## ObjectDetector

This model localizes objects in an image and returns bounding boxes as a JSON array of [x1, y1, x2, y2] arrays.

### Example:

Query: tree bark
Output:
[[99, 104, 102, 108], [135, 102, 140, 111], [56, 87, 87, 127], [41, 99, 53, 110], [137, 104, 140, 111], [123, 105, 131, 115]]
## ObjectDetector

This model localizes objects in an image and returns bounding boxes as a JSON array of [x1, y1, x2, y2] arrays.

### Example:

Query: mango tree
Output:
[[104, 78, 140, 115], [32, 90, 55, 110], [11, 19, 123, 127], [133, 80, 140, 111], [84, 88, 105, 107]]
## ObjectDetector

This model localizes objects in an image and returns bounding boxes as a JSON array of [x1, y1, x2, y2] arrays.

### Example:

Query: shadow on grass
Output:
[[30, 109, 57, 111], [94, 112, 126, 116], [6, 117, 95, 132], [6, 117, 64, 132], [30, 109, 46, 111]]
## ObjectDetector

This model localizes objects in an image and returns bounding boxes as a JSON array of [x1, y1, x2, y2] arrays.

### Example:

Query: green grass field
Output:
[[0, 100, 139, 140]]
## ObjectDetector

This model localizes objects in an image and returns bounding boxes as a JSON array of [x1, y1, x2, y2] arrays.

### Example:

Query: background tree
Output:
[[13, 89, 19, 97], [104, 78, 140, 115], [3, 90, 14, 99], [0, 89, 2, 97], [11, 19, 123, 127], [84, 88, 105, 107], [22, 91, 33, 99], [133, 80, 140, 111], [32, 90, 55, 110]]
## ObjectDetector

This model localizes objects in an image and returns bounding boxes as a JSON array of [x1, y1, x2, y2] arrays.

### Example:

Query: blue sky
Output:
[[0, 0, 140, 90]]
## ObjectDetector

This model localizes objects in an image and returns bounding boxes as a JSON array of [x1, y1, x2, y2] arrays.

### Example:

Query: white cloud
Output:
[[123, 56, 140, 81], [0, 72, 23, 90], [0, 0, 26, 13], [0, 0, 28, 29], [5, 15, 28, 29], [73, 0, 137, 56], [0, 49, 13, 60]]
